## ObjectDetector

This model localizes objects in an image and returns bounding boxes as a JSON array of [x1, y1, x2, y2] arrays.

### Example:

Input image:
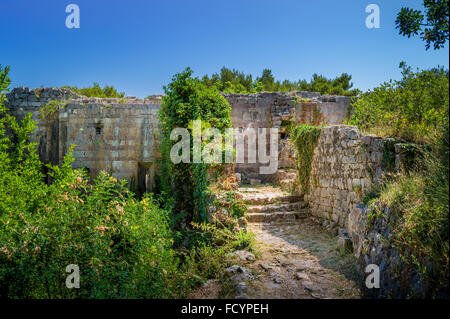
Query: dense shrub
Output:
[[348, 63, 449, 143]]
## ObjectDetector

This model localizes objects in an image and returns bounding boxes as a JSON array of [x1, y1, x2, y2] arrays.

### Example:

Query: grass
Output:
[[367, 155, 449, 296]]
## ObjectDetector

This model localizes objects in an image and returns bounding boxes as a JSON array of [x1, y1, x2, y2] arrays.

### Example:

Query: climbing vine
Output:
[[290, 124, 321, 194], [158, 67, 232, 227], [40, 99, 69, 120]]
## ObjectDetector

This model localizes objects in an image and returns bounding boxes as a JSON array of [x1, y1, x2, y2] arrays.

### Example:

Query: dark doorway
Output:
[[137, 162, 154, 196]]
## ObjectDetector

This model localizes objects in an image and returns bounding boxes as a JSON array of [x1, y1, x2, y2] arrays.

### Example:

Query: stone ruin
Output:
[[5, 86, 422, 297], [5, 87, 351, 193]]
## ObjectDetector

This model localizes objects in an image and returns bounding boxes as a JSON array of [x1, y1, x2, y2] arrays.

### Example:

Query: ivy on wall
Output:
[[291, 124, 322, 194], [158, 67, 232, 227]]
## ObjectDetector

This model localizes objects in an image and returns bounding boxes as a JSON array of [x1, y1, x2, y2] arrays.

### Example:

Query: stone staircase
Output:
[[238, 186, 308, 223]]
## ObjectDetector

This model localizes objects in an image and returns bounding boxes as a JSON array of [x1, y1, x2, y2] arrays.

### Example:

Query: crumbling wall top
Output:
[[5, 87, 163, 108]]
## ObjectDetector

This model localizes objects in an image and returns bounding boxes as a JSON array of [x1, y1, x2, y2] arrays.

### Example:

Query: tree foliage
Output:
[[158, 67, 232, 227], [396, 0, 449, 50], [201, 67, 360, 96], [62, 82, 125, 98]]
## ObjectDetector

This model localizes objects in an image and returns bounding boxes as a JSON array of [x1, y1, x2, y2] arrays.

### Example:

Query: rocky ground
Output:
[[191, 185, 362, 299], [238, 221, 361, 299]]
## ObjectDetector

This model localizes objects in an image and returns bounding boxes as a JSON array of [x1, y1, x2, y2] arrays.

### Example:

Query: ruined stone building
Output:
[[6, 87, 351, 193], [5, 87, 423, 297]]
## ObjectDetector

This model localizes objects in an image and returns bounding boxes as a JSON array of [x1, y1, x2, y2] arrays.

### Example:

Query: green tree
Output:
[[158, 68, 231, 227], [298, 73, 360, 96], [202, 67, 253, 93], [256, 69, 276, 91], [62, 82, 125, 98], [396, 0, 449, 50], [200, 67, 360, 96]]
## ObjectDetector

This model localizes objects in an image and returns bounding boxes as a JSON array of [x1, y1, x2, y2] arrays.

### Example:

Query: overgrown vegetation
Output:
[[0, 65, 253, 298], [201, 67, 361, 96], [62, 82, 125, 98], [350, 61, 449, 297], [290, 124, 322, 194], [349, 63, 449, 144], [40, 99, 69, 120], [364, 142, 449, 296], [158, 67, 232, 228]]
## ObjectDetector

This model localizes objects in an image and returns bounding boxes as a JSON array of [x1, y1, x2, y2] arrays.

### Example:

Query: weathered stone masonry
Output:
[[6, 87, 162, 194], [224, 92, 351, 182], [6, 87, 422, 297], [305, 124, 418, 297], [6, 87, 351, 188]]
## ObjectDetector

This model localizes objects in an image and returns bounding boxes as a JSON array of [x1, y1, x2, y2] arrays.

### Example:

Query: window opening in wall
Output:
[[95, 124, 102, 135], [138, 162, 154, 197]]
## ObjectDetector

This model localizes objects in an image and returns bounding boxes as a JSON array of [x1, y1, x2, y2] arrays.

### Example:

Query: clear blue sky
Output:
[[1, 0, 448, 97]]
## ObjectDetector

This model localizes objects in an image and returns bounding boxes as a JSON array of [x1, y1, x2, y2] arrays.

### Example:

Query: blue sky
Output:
[[1, 0, 448, 97]]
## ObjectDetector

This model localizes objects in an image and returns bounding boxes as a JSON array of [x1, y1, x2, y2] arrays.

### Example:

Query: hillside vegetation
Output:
[[0, 65, 253, 298], [348, 63, 449, 297]]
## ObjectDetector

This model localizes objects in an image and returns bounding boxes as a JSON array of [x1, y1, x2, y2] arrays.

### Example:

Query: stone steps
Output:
[[238, 185, 309, 224], [247, 201, 307, 213], [246, 209, 309, 223], [242, 194, 303, 206]]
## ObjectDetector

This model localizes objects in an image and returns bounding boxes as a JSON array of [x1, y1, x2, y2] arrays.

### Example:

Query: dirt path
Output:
[[242, 220, 361, 299], [190, 186, 362, 299]]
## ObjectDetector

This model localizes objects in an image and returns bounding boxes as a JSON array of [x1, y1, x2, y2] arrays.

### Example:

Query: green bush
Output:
[[0, 138, 179, 298], [348, 63, 449, 143], [220, 191, 247, 219]]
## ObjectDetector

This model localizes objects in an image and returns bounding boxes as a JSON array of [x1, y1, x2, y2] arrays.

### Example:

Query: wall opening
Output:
[[137, 162, 154, 196], [95, 125, 102, 135]]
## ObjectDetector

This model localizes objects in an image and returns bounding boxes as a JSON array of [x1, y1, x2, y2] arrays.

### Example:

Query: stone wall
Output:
[[6, 87, 352, 186], [225, 91, 351, 182], [304, 124, 427, 298], [305, 125, 388, 233], [6, 87, 161, 194]]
